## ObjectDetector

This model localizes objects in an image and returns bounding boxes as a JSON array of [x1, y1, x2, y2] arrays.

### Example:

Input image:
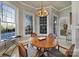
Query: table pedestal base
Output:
[[34, 48, 51, 57]]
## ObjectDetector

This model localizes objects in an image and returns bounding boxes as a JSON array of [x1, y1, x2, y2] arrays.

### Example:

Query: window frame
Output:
[[23, 11, 34, 37], [37, 16, 48, 36], [53, 13, 58, 36], [39, 16, 47, 34]]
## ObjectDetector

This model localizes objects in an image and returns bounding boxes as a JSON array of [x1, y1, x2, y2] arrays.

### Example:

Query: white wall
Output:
[[72, 2, 79, 52]]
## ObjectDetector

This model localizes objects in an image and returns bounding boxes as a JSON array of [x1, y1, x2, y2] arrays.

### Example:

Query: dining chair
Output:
[[2, 40, 17, 57], [18, 43, 28, 57], [31, 32, 37, 37], [15, 35, 22, 38], [48, 33, 56, 39], [31, 32, 38, 47], [32, 47, 47, 57], [46, 33, 56, 44], [18, 43, 41, 57], [48, 44, 75, 57]]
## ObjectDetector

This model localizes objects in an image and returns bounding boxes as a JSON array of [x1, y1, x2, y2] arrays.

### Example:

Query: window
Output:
[[0, 2, 16, 40], [39, 16, 47, 34], [25, 15, 33, 34], [53, 16, 57, 35]]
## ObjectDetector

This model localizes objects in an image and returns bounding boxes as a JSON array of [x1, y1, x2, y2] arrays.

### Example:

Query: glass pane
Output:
[[0, 2, 1, 7], [40, 16, 47, 34], [7, 11, 11, 18], [1, 22, 15, 40], [7, 23, 12, 29], [0, 14, 2, 21], [3, 15, 7, 22], [12, 14, 15, 18], [0, 10, 2, 15], [11, 24, 15, 32], [0, 2, 2, 17], [1, 22, 7, 33], [3, 9, 7, 16], [7, 23, 15, 32], [53, 16, 57, 35], [7, 17, 12, 22], [12, 8, 15, 15], [7, 23, 15, 37], [0, 7, 2, 15], [7, 6, 12, 13], [25, 15, 33, 34], [12, 18, 15, 23], [2, 3, 7, 11]]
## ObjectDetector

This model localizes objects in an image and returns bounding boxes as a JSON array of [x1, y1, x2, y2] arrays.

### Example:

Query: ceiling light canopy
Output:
[[36, 2, 48, 17]]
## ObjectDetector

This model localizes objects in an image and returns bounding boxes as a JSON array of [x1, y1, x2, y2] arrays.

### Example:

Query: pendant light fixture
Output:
[[36, 1, 48, 17]]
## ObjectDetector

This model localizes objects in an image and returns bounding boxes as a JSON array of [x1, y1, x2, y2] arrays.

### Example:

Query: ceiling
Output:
[[21, 1, 71, 10]]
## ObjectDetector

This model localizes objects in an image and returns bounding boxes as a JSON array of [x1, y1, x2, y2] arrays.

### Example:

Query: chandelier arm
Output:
[[36, 1, 48, 17]]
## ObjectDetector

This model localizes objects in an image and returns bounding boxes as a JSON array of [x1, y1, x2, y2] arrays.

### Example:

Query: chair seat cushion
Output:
[[48, 48, 65, 57]]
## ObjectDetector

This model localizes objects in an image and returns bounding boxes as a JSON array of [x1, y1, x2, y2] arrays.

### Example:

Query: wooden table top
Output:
[[31, 37, 57, 48]]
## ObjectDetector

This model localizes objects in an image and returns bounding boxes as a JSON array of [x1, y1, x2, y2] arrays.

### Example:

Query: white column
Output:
[[72, 2, 79, 52]]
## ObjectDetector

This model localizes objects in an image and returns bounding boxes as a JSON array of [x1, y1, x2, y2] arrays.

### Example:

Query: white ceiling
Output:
[[21, 1, 71, 10]]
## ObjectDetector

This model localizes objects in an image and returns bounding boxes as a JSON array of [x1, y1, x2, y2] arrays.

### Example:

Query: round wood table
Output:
[[31, 37, 58, 57]]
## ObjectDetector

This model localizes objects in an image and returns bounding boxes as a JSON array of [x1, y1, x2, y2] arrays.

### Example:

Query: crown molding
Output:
[[19, 1, 59, 12], [19, 1, 36, 9], [59, 5, 71, 12], [50, 6, 59, 12], [37, 5, 59, 12], [19, 1, 71, 12]]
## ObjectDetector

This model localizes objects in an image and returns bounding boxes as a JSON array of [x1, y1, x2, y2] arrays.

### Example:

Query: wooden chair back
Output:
[[48, 33, 56, 39], [65, 44, 75, 57], [18, 43, 28, 57], [31, 32, 37, 37]]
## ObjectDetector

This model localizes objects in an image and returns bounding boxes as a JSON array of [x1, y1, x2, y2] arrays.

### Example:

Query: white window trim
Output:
[[5, 2, 19, 36], [0, 18, 1, 40], [53, 14, 59, 36], [0, 2, 19, 40], [23, 11, 35, 37]]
